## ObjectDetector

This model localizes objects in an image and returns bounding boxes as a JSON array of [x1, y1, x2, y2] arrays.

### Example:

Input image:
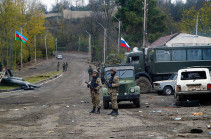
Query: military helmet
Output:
[[93, 69, 98, 73], [111, 68, 117, 72]]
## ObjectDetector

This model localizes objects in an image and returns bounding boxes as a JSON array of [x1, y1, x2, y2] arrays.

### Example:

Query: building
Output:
[[149, 33, 211, 47]]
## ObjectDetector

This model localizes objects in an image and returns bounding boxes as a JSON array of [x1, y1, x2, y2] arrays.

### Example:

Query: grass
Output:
[[0, 70, 62, 90], [24, 70, 62, 83], [0, 85, 20, 90]]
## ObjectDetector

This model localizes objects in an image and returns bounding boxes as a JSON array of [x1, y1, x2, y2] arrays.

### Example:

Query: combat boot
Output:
[[90, 107, 96, 113], [112, 109, 118, 116], [96, 108, 100, 114], [108, 109, 114, 115]]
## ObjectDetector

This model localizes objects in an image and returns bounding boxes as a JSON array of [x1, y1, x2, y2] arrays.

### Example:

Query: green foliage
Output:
[[180, 2, 211, 36], [115, 0, 168, 47], [0, 0, 55, 68]]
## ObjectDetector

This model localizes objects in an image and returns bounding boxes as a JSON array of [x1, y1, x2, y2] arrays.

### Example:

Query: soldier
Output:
[[57, 62, 60, 71], [65, 62, 68, 71], [108, 68, 120, 116], [87, 69, 102, 114], [88, 65, 93, 81], [62, 62, 65, 72]]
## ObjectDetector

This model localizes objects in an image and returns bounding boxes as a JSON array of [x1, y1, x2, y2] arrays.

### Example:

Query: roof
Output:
[[149, 33, 179, 47]]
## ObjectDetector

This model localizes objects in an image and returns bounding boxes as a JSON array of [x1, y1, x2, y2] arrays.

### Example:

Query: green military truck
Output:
[[121, 46, 211, 93], [102, 66, 140, 109]]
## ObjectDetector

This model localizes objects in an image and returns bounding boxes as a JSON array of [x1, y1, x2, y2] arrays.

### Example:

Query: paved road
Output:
[[0, 53, 211, 139]]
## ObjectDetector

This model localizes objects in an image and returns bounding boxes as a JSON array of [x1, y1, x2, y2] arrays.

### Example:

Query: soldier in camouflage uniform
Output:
[[57, 62, 60, 71], [87, 69, 102, 114], [88, 65, 93, 81], [108, 68, 120, 116]]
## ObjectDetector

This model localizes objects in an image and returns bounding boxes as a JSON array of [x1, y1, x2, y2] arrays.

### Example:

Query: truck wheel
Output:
[[103, 100, 109, 109], [163, 86, 173, 95], [133, 99, 140, 108], [175, 101, 183, 106], [136, 77, 151, 93]]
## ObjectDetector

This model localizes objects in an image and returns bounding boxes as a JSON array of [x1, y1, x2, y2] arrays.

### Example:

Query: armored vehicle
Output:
[[102, 66, 140, 109]]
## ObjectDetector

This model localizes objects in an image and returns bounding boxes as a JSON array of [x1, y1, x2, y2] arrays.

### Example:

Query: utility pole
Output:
[[86, 31, 92, 61], [103, 29, 107, 63], [196, 15, 198, 36], [113, 15, 121, 55], [45, 35, 48, 61], [56, 38, 58, 57], [78, 35, 80, 52], [34, 36, 37, 63], [88, 34, 91, 61], [6, 29, 8, 69], [98, 22, 106, 63], [21, 27, 23, 68], [143, 0, 147, 48]]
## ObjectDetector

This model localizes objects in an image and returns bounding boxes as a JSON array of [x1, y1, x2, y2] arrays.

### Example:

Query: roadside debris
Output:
[[174, 117, 182, 121], [190, 128, 203, 133], [46, 131, 54, 134], [192, 112, 203, 116], [152, 110, 162, 113], [42, 105, 47, 109], [145, 103, 149, 108], [10, 109, 19, 111]]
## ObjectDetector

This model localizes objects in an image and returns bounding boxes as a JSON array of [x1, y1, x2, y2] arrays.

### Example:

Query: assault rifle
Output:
[[85, 81, 93, 94]]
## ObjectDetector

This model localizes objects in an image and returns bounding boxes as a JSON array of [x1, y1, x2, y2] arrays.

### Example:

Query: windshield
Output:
[[181, 71, 207, 80], [106, 69, 134, 79], [168, 73, 177, 80], [121, 55, 128, 64]]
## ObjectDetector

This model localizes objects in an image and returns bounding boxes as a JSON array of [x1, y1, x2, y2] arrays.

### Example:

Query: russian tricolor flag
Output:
[[120, 37, 130, 51]]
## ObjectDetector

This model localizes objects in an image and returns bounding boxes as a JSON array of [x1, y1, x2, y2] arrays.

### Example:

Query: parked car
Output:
[[56, 55, 62, 59], [102, 66, 140, 109], [175, 68, 211, 105], [153, 73, 177, 95]]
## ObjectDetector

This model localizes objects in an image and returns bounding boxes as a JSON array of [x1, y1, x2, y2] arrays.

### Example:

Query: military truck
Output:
[[121, 46, 211, 93], [102, 66, 140, 109]]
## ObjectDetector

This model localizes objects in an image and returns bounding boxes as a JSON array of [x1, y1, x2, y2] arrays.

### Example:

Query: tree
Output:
[[0, 0, 55, 68], [180, 2, 211, 36], [115, 0, 168, 47]]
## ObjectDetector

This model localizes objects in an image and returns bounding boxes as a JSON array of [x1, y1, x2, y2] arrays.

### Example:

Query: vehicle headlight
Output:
[[130, 88, 135, 93]]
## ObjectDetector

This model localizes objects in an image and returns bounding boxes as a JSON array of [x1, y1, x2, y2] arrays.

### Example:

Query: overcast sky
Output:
[[40, 0, 186, 11], [40, 0, 89, 11]]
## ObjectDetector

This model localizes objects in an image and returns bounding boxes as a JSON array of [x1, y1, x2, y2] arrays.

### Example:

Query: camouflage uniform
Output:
[[62, 62, 65, 72], [91, 77, 102, 109], [88, 69, 102, 114], [108, 74, 120, 110], [88, 66, 93, 81], [57, 62, 60, 71]]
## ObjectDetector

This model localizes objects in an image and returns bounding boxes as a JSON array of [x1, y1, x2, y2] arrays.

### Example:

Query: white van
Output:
[[175, 68, 211, 102]]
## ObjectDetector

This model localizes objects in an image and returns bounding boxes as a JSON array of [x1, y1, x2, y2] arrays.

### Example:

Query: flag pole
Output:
[[21, 27, 23, 69]]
